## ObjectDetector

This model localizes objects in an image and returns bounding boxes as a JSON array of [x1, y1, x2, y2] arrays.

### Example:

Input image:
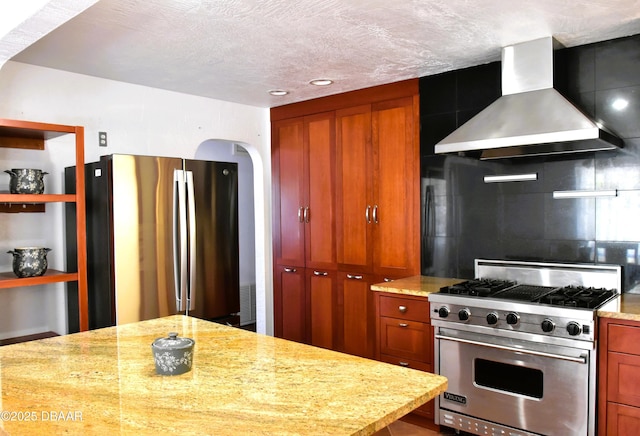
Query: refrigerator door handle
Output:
[[185, 170, 197, 312], [174, 169, 188, 312]]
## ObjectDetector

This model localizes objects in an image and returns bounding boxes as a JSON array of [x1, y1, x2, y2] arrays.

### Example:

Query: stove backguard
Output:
[[474, 259, 622, 294]]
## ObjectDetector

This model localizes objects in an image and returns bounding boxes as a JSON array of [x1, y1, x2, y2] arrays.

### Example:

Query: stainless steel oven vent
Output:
[[434, 37, 623, 160]]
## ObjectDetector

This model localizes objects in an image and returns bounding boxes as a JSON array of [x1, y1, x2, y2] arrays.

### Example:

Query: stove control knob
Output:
[[567, 321, 582, 336], [486, 312, 499, 325], [438, 307, 450, 318], [506, 312, 520, 325], [541, 319, 555, 333], [458, 308, 471, 322]]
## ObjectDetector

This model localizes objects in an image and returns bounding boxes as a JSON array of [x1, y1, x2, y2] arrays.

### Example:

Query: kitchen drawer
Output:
[[609, 323, 640, 356], [379, 353, 432, 372], [606, 402, 640, 436], [378, 295, 430, 323], [379, 316, 431, 362], [608, 352, 640, 408]]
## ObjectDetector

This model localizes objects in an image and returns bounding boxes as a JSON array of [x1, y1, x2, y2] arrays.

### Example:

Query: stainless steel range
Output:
[[430, 259, 622, 436]]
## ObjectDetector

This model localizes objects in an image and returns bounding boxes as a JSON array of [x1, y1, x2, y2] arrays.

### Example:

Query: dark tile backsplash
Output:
[[420, 33, 640, 293]]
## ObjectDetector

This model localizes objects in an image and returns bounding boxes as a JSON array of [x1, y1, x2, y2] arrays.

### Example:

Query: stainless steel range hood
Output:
[[434, 37, 623, 160]]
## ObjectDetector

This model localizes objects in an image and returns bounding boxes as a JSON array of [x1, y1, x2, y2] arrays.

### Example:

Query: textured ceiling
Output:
[[6, 0, 640, 108]]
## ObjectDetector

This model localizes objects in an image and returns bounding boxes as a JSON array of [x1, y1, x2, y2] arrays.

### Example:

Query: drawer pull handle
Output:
[[346, 274, 363, 280], [398, 305, 407, 313], [313, 270, 328, 276], [399, 362, 409, 367], [399, 323, 409, 328], [284, 267, 297, 273]]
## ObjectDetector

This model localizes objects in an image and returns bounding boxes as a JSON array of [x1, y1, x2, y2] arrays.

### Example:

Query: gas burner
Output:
[[536, 286, 616, 308]]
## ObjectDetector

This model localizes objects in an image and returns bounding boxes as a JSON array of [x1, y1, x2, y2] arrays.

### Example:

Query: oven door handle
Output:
[[434, 334, 588, 364]]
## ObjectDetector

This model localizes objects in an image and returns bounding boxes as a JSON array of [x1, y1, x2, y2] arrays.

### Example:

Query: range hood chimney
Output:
[[434, 37, 623, 159]]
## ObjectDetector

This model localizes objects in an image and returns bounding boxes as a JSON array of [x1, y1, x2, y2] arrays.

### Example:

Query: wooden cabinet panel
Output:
[[608, 352, 640, 408], [274, 265, 306, 343], [599, 317, 640, 435], [607, 403, 640, 436], [308, 269, 335, 350], [339, 271, 375, 359], [371, 97, 418, 277], [379, 316, 430, 362], [336, 105, 372, 271], [305, 113, 336, 269], [272, 118, 305, 267]]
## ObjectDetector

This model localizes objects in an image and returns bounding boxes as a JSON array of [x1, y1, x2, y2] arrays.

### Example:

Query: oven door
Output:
[[435, 327, 591, 436]]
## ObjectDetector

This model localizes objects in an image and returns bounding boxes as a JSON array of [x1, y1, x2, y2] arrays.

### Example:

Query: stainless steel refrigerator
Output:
[[66, 154, 239, 331]]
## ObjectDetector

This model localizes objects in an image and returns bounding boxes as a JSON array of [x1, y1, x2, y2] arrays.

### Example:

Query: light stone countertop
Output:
[[597, 293, 640, 322], [0, 315, 447, 436], [370, 275, 463, 297], [372, 275, 640, 323]]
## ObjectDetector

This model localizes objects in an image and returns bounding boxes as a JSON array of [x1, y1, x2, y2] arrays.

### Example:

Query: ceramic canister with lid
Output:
[[151, 332, 195, 375]]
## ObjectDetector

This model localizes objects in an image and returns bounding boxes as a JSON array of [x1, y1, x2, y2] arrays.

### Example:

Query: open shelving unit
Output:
[[0, 118, 88, 336]]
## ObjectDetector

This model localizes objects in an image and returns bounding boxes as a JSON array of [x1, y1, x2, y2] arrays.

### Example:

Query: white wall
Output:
[[0, 61, 273, 336]]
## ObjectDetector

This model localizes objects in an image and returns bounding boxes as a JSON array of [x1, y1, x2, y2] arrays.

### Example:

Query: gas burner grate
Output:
[[492, 284, 559, 301], [536, 286, 616, 308]]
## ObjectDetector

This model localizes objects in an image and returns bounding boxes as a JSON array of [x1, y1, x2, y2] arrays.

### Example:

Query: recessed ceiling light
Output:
[[269, 89, 288, 96], [309, 79, 333, 86]]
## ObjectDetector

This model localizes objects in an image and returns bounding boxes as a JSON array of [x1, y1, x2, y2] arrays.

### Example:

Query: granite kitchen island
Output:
[[0, 315, 446, 435]]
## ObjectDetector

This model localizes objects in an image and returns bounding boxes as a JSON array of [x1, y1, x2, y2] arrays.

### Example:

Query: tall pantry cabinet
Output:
[[272, 112, 336, 348], [271, 80, 420, 357]]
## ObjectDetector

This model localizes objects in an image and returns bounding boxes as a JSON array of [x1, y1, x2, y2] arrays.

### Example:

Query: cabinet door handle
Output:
[[373, 205, 379, 224], [399, 361, 410, 367], [304, 206, 310, 223], [365, 205, 371, 223], [399, 323, 409, 328], [398, 305, 407, 313], [346, 274, 363, 280], [313, 270, 328, 276], [298, 207, 304, 223], [284, 267, 297, 273], [383, 277, 393, 282]]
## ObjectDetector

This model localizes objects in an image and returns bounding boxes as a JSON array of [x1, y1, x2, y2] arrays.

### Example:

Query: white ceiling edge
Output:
[[0, 0, 97, 63]]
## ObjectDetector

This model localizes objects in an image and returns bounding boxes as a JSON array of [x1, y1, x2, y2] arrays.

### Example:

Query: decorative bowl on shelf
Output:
[[7, 247, 51, 278], [4, 169, 48, 194], [151, 332, 195, 375]]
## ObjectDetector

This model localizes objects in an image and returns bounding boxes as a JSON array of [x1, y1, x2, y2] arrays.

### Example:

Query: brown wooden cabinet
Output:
[[272, 113, 336, 269], [598, 317, 640, 435], [307, 268, 336, 349], [271, 80, 419, 357], [336, 97, 419, 278], [333, 93, 419, 359], [337, 271, 376, 358], [375, 292, 435, 420], [0, 118, 88, 338], [272, 112, 336, 346], [274, 265, 306, 343]]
